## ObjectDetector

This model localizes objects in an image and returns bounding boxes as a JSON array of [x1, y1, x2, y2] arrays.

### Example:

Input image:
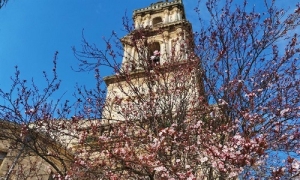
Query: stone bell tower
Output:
[[121, 0, 194, 71], [102, 0, 204, 122]]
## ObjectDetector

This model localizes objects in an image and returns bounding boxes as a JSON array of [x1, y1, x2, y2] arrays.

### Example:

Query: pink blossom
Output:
[[218, 99, 228, 105], [153, 50, 160, 56], [150, 55, 156, 60], [245, 92, 256, 98], [280, 108, 290, 116], [228, 171, 238, 178], [257, 88, 263, 92], [154, 166, 166, 172], [292, 160, 300, 169], [200, 156, 208, 163]]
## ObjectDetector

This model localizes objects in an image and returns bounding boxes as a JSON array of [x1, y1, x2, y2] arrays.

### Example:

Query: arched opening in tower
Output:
[[148, 42, 160, 68]]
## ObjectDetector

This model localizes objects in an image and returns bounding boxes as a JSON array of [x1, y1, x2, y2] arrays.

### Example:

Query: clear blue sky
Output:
[[0, 0, 298, 103]]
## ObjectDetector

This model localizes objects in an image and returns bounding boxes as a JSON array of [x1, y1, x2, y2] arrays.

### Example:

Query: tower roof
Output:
[[133, 0, 186, 20]]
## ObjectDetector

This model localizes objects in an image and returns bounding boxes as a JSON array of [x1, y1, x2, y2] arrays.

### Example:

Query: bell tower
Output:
[[102, 0, 204, 123], [121, 0, 193, 71]]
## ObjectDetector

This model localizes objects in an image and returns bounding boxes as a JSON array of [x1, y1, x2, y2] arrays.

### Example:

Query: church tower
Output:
[[102, 0, 204, 125], [122, 0, 193, 70]]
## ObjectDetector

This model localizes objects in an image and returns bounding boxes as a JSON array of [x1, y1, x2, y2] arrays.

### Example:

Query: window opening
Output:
[[0, 151, 7, 165], [148, 42, 160, 69], [152, 17, 163, 26]]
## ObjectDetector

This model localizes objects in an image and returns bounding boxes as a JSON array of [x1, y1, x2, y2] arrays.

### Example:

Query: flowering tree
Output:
[[195, 0, 300, 178], [0, 53, 74, 179], [0, 0, 300, 179], [70, 0, 300, 179]]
